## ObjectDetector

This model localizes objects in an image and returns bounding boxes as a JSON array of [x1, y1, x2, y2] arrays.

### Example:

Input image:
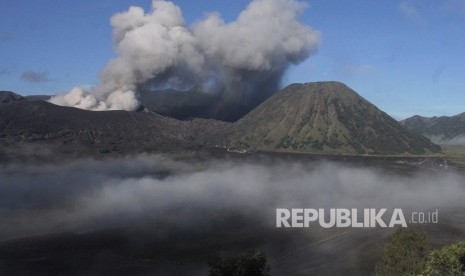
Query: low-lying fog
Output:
[[1, 154, 464, 241]]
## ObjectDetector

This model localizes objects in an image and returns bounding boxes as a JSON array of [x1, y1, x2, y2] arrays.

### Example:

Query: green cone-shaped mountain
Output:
[[220, 82, 440, 155]]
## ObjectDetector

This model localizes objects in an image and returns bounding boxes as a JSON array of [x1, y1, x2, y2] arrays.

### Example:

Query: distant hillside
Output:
[[401, 113, 465, 145], [24, 95, 51, 101], [0, 91, 24, 104], [218, 82, 440, 155], [0, 91, 50, 103]]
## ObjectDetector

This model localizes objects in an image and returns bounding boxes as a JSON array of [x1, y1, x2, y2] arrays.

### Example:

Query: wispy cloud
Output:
[[443, 0, 465, 14], [399, 1, 425, 24], [0, 33, 14, 42], [20, 71, 49, 83], [0, 68, 12, 76], [432, 64, 446, 84], [342, 64, 376, 75]]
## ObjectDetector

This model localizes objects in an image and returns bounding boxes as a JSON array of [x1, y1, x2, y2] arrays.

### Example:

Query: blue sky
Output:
[[1, 0, 464, 118]]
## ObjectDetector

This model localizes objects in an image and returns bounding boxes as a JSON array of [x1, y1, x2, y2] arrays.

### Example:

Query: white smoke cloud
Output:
[[49, 87, 108, 110], [49, 0, 320, 112]]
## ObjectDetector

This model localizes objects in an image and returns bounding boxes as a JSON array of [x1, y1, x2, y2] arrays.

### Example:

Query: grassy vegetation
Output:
[[440, 145, 465, 169], [375, 228, 465, 276], [208, 250, 270, 276], [375, 228, 429, 276]]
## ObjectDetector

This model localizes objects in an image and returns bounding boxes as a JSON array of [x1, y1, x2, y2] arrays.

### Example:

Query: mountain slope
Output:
[[0, 100, 197, 155], [219, 82, 440, 154], [0, 83, 441, 158], [401, 113, 465, 145], [0, 91, 24, 104]]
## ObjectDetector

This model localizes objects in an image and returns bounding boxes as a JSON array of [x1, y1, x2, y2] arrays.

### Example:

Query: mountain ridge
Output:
[[0, 91, 25, 104], [0, 83, 440, 159], [401, 113, 465, 145]]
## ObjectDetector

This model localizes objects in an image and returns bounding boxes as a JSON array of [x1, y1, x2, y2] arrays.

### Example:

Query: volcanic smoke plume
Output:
[[49, 0, 320, 120]]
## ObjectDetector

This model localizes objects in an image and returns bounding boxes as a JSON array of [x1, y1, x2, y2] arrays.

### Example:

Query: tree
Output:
[[208, 250, 271, 276], [419, 241, 465, 276], [375, 227, 429, 276]]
